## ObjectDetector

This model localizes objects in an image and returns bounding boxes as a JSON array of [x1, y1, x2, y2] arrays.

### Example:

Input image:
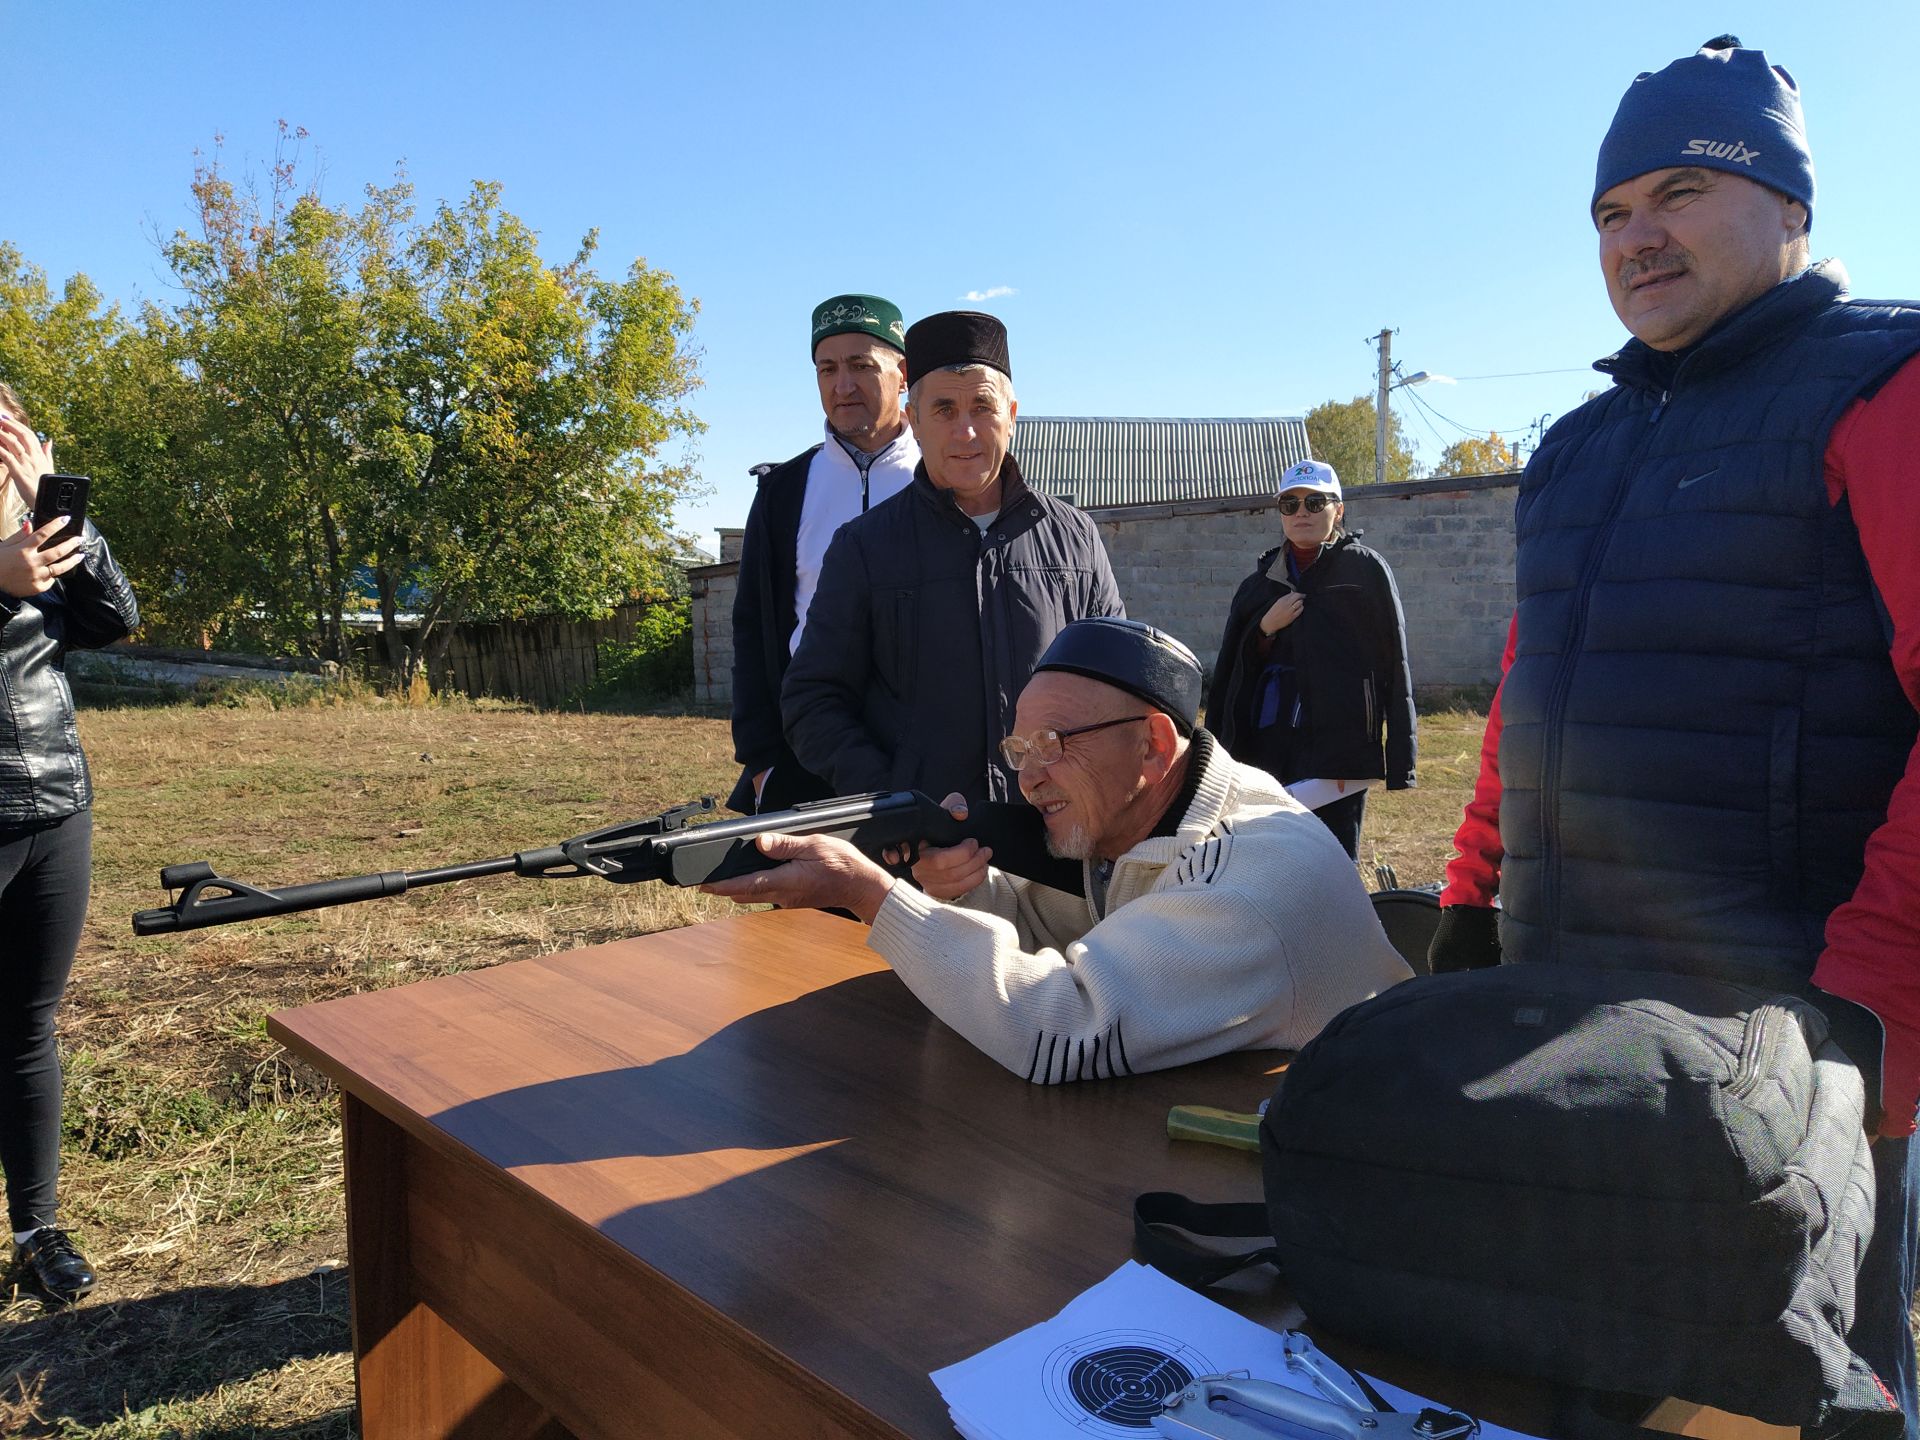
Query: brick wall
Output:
[[689, 563, 739, 708], [1093, 472, 1518, 689], [688, 472, 1519, 706]]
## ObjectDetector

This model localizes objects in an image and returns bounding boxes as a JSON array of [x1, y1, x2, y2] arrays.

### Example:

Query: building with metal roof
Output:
[[1011, 416, 1312, 510]]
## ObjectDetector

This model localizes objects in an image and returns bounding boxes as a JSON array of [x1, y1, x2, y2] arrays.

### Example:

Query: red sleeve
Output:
[[1810, 352, 1920, 1137], [1439, 611, 1517, 907]]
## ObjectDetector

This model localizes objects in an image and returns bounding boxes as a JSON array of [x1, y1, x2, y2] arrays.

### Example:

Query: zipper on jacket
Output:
[[1727, 1003, 1785, 1103], [1538, 385, 1673, 961]]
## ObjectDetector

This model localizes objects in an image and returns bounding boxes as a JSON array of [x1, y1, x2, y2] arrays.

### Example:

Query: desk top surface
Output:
[[269, 907, 1533, 1436]]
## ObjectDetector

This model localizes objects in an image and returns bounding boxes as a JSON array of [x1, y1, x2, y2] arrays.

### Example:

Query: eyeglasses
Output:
[[1277, 493, 1335, 516], [999, 715, 1148, 771]]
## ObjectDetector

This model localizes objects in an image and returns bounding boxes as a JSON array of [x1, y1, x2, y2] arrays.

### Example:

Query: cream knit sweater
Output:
[[866, 736, 1413, 1083]]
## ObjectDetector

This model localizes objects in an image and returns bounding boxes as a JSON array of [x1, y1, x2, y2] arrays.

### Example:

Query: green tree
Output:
[[0, 244, 124, 472], [355, 181, 704, 685], [0, 247, 212, 641], [1431, 431, 1519, 478], [97, 128, 706, 681], [1303, 394, 1416, 487], [63, 308, 226, 642], [159, 125, 403, 660]]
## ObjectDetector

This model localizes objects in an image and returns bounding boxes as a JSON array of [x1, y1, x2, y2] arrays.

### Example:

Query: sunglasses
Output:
[[999, 715, 1148, 772], [1277, 493, 1335, 516]]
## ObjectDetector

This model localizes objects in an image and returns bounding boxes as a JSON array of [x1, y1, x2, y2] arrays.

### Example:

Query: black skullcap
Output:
[[1032, 618, 1203, 737], [904, 310, 1012, 387]]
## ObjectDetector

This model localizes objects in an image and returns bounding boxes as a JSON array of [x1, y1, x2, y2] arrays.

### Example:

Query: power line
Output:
[[1397, 388, 1450, 450], [1398, 384, 1532, 441]]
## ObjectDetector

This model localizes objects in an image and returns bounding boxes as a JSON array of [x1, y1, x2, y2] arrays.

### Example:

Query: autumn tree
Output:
[[0, 245, 123, 473], [155, 126, 411, 659], [0, 248, 214, 640], [40, 127, 708, 680], [1431, 431, 1520, 478], [353, 182, 703, 685], [1303, 394, 1416, 487]]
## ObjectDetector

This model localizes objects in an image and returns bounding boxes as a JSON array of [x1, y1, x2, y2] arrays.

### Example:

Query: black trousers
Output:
[[0, 809, 92, 1233], [1312, 790, 1368, 860]]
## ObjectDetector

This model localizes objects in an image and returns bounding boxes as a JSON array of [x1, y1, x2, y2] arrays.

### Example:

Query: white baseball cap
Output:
[[1278, 459, 1342, 500]]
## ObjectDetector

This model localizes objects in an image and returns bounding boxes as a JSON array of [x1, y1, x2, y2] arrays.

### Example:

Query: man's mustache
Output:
[[1620, 253, 1690, 288]]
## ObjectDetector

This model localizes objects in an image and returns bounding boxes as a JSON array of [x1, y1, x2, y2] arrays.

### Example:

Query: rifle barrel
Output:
[[131, 855, 525, 935]]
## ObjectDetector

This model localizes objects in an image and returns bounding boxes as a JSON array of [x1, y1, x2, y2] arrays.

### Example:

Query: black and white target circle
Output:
[[1043, 1329, 1214, 1434]]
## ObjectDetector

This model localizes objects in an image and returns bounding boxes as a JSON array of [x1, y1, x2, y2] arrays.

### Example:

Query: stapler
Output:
[[1152, 1332, 1479, 1440]]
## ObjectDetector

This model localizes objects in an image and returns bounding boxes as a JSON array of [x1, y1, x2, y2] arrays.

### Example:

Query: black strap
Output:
[[1132, 1191, 1278, 1285], [1554, 1374, 1904, 1440]]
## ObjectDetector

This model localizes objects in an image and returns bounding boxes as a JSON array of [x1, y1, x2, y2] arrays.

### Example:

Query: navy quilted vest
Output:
[[1501, 262, 1920, 986]]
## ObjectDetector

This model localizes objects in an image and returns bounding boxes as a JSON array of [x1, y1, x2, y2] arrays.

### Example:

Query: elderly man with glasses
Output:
[[705, 618, 1410, 1083]]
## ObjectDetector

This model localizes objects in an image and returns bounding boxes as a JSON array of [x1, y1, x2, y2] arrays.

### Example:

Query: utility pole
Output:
[[1373, 328, 1393, 486]]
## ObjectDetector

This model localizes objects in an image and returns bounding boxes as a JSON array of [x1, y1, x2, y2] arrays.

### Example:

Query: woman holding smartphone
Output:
[[0, 383, 138, 1304], [1206, 460, 1416, 859]]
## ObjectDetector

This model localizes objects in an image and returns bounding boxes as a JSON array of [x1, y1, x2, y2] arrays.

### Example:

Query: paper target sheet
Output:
[[930, 1261, 1542, 1440]]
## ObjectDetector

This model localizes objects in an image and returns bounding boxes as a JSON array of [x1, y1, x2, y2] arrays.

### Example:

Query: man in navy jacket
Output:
[[782, 312, 1123, 807], [1430, 37, 1920, 1425]]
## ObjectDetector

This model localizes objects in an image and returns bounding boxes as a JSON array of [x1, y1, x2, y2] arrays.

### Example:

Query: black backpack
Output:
[[1136, 964, 1899, 1436]]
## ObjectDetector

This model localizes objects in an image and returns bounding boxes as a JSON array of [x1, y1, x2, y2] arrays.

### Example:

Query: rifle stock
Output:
[[132, 790, 1080, 937]]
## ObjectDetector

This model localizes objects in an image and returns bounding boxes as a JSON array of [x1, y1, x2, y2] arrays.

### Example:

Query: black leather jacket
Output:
[[0, 521, 140, 825]]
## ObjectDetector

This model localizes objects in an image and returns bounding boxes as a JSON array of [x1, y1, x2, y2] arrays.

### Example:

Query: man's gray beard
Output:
[[1046, 823, 1093, 861]]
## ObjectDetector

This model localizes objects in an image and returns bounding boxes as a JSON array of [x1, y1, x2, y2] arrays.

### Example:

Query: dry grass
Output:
[[0, 694, 1486, 1437]]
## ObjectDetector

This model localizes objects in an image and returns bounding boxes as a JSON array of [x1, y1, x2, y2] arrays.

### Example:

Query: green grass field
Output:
[[0, 693, 1488, 1437]]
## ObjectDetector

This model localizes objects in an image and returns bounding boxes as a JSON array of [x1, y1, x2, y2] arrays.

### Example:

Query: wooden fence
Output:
[[352, 600, 664, 709]]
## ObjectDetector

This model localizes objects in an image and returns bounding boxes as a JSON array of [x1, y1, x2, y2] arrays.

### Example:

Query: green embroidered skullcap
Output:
[[811, 294, 907, 357]]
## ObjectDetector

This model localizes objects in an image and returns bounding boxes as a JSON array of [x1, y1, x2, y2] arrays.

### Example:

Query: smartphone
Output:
[[31, 473, 90, 548]]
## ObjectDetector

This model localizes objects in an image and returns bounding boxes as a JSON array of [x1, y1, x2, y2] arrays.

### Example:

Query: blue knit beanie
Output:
[[1594, 36, 1814, 227]]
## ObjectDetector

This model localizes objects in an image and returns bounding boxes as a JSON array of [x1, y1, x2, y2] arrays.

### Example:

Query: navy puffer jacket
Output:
[[1499, 262, 1920, 986], [782, 457, 1123, 805]]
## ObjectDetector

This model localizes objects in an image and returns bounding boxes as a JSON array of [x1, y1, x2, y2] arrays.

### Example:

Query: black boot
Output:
[[11, 1227, 97, 1305]]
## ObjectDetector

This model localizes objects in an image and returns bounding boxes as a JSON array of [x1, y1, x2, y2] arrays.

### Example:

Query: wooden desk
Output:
[[268, 908, 1541, 1439]]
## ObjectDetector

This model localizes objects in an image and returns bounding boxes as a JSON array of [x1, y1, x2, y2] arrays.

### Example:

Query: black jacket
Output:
[[726, 445, 831, 814], [1206, 533, 1415, 790], [781, 457, 1124, 805], [0, 521, 141, 826]]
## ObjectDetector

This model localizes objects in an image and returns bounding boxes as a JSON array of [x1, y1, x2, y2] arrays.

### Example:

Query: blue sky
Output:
[[11, 2, 1917, 553]]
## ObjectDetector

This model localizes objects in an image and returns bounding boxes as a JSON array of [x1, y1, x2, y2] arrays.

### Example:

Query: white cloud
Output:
[[959, 285, 1017, 302]]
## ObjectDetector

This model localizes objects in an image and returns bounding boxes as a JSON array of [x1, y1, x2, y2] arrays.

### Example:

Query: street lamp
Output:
[[1372, 328, 1454, 484]]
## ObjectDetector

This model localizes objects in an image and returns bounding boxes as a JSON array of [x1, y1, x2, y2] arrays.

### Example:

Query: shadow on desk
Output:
[[421, 965, 1287, 1423], [429, 971, 934, 1167]]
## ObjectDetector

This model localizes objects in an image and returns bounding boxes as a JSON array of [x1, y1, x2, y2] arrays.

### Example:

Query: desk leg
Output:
[[344, 1093, 572, 1440]]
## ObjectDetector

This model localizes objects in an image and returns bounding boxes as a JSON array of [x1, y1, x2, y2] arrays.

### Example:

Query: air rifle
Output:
[[131, 789, 1081, 936]]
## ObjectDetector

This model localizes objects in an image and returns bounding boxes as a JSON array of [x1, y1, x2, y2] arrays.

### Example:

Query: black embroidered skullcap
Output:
[[904, 310, 1012, 387], [1031, 618, 1203, 737]]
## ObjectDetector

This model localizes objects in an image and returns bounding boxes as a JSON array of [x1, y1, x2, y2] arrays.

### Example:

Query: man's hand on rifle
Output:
[[700, 832, 895, 922], [900, 793, 992, 900]]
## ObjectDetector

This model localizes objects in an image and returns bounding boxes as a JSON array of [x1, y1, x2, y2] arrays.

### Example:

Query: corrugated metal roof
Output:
[[1012, 416, 1312, 509]]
